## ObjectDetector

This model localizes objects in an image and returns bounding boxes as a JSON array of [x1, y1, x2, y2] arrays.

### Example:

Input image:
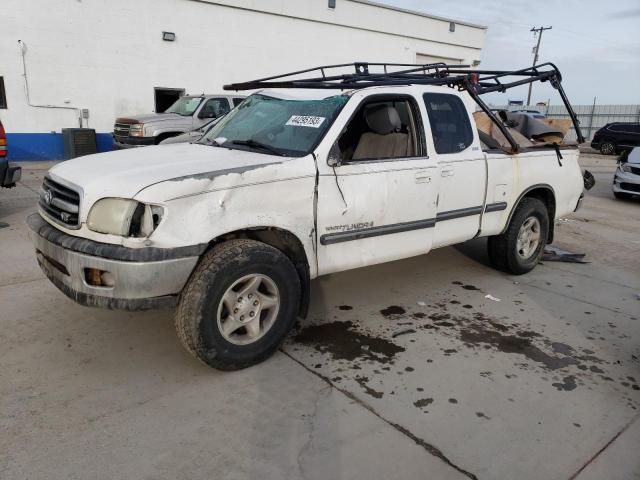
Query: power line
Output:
[[527, 26, 552, 105]]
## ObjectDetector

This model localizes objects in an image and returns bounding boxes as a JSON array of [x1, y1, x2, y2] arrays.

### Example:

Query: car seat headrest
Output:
[[365, 105, 402, 135]]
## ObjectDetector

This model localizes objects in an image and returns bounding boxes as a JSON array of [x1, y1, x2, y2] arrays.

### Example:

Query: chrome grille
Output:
[[114, 123, 131, 137], [39, 177, 80, 227]]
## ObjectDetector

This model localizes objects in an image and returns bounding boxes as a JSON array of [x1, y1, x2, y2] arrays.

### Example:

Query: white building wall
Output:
[[0, 0, 485, 158]]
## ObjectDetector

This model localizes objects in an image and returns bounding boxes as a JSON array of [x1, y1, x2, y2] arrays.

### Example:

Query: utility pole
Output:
[[526, 26, 552, 105]]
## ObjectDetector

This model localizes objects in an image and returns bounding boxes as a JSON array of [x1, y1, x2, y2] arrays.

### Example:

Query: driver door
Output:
[[316, 94, 440, 275]]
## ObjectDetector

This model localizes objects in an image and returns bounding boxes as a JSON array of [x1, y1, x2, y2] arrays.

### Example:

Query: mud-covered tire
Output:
[[175, 239, 301, 370], [487, 197, 549, 275]]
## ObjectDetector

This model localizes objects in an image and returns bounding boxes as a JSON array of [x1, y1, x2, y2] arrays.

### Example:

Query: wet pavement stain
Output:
[[459, 325, 579, 371], [355, 376, 384, 398], [380, 305, 406, 317], [295, 321, 405, 364], [451, 281, 480, 291], [414, 398, 434, 408], [290, 288, 638, 413], [518, 330, 542, 338], [552, 375, 578, 391], [549, 342, 577, 356]]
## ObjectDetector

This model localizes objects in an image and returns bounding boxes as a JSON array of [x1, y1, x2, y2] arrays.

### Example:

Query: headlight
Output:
[[87, 198, 164, 237], [620, 163, 632, 173], [130, 123, 144, 137]]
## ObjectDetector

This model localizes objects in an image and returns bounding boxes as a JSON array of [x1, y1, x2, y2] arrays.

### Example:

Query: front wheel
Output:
[[599, 140, 615, 155], [175, 239, 301, 370], [487, 197, 549, 275]]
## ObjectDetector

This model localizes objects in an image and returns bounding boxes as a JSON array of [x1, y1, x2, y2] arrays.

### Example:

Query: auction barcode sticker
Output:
[[285, 115, 326, 128]]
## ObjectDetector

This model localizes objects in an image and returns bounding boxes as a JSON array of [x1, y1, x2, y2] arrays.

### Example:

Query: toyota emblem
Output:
[[44, 189, 53, 204]]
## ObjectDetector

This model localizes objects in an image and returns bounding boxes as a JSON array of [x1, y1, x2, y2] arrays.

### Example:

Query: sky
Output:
[[379, 0, 640, 105]]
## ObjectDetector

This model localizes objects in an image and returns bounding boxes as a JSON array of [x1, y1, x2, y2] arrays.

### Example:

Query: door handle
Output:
[[414, 171, 431, 184], [441, 166, 455, 177]]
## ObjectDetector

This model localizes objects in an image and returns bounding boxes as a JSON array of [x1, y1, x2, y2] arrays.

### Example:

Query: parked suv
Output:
[[591, 122, 640, 155], [113, 94, 244, 149], [0, 120, 22, 188]]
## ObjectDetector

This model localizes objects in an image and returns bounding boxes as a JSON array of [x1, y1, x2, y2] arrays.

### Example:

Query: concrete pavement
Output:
[[1, 155, 638, 479]]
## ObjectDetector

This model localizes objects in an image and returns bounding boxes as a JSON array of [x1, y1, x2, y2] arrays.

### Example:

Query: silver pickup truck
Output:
[[113, 94, 244, 149]]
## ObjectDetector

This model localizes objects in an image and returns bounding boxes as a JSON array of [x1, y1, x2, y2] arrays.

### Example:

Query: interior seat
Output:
[[352, 105, 411, 160]]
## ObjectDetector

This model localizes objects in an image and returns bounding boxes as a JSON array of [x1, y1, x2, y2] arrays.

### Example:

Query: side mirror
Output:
[[327, 143, 342, 167]]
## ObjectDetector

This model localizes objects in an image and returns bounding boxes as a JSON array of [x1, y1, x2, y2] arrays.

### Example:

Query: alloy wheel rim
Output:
[[216, 273, 280, 345], [516, 216, 542, 260]]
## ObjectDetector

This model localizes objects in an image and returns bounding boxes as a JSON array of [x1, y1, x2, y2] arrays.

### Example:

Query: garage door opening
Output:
[[154, 88, 185, 113]]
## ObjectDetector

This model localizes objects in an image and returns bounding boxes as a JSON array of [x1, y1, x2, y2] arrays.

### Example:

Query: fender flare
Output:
[[500, 183, 556, 238], [205, 227, 313, 319]]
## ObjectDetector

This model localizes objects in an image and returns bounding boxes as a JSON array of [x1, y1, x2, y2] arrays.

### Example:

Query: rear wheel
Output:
[[599, 140, 615, 155], [488, 197, 549, 275], [175, 239, 301, 370]]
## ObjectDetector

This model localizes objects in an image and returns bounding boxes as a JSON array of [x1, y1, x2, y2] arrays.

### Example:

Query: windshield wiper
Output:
[[228, 139, 285, 156]]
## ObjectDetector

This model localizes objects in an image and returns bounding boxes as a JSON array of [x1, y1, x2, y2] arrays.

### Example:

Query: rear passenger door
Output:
[[422, 92, 487, 248]]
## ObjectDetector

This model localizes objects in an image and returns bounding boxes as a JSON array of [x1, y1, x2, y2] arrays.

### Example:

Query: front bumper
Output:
[[112, 136, 155, 150], [612, 171, 640, 195], [27, 213, 202, 311]]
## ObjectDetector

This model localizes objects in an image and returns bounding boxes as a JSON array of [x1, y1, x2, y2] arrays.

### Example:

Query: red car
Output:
[[0, 120, 22, 188]]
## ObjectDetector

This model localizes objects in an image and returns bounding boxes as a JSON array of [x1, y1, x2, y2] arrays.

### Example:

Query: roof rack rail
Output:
[[224, 62, 584, 145]]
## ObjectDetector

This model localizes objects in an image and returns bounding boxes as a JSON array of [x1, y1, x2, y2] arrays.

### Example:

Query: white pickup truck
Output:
[[28, 63, 590, 370]]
